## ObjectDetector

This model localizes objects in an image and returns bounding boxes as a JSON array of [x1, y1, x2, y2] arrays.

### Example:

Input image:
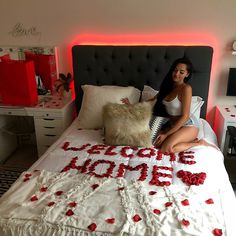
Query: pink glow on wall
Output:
[[67, 33, 219, 118]]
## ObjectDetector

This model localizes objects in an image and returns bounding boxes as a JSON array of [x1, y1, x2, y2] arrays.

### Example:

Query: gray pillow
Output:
[[149, 116, 169, 143]]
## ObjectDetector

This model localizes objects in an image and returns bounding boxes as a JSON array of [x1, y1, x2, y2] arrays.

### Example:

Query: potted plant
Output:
[[55, 73, 72, 97]]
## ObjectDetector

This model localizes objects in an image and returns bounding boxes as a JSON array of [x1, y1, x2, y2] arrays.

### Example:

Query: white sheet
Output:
[[0, 118, 235, 236]]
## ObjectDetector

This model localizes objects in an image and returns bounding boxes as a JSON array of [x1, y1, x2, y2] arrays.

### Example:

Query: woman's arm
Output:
[[121, 94, 158, 104], [163, 85, 192, 137]]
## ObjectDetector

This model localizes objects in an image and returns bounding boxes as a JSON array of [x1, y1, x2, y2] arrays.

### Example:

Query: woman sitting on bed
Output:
[[123, 57, 215, 153]]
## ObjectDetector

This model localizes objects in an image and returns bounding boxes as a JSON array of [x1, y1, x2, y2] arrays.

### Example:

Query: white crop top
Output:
[[162, 96, 182, 116]]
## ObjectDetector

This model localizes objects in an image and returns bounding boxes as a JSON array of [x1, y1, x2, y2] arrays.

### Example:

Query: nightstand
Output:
[[214, 105, 236, 184], [214, 105, 236, 153], [33, 96, 75, 156]]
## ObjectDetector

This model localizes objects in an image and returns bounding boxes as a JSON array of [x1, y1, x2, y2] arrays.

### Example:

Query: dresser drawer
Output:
[[34, 117, 63, 128], [34, 111, 62, 119], [1, 109, 28, 116], [36, 133, 60, 145]]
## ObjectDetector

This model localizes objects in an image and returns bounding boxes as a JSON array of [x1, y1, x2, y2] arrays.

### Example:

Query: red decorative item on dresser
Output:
[[25, 51, 57, 92], [0, 60, 38, 106]]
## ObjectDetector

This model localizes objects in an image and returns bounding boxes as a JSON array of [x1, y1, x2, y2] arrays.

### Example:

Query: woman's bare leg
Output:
[[160, 127, 219, 153], [160, 126, 198, 153], [195, 139, 220, 151]]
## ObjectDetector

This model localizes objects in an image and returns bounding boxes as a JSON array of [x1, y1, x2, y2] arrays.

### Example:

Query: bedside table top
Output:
[[35, 95, 72, 109], [0, 95, 74, 115], [217, 105, 236, 121]]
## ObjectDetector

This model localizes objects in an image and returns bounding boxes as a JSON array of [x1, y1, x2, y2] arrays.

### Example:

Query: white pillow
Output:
[[141, 85, 204, 118], [141, 85, 158, 102], [77, 85, 141, 129], [190, 96, 204, 118]]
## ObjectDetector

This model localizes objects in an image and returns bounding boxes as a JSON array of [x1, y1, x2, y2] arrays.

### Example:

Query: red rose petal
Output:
[[23, 177, 30, 182], [55, 191, 63, 196], [165, 202, 173, 207], [88, 223, 97, 231], [91, 184, 99, 190], [105, 218, 115, 224], [25, 173, 32, 178], [40, 187, 48, 192], [132, 214, 142, 222], [30, 195, 38, 201], [181, 199, 190, 206], [66, 209, 74, 216], [153, 209, 161, 215], [118, 187, 125, 191], [68, 201, 77, 207], [205, 198, 214, 204], [47, 201, 55, 207], [213, 228, 223, 236], [149, 191, 157, 195], [181, 219, 190, 227]]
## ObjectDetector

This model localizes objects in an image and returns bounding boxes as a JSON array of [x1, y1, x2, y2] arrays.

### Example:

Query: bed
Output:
[[0, 45, 236, 236]]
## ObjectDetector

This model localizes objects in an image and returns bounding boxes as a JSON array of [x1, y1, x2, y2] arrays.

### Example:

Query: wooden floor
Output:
[[2, 145, 38, 171]]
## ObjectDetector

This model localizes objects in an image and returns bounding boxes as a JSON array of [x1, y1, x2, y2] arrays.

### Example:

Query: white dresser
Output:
[[0, 95, 75, 158], [214, 105, 236, 152]]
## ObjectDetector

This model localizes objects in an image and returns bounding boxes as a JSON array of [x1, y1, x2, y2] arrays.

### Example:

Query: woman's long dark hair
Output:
[[153, 57, 193, 117]]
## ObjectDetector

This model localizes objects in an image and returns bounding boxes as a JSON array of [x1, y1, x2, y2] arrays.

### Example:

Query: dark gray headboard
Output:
[[72, 45, 213, 118]]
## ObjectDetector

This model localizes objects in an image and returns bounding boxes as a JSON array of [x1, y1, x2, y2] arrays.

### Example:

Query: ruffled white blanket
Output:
[[0, 128, 235, 236], [0, 170, 228, 236]]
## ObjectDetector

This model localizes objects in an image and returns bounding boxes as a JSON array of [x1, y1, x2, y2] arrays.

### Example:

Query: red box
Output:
[[0, 61, 38, 106], [25, 52, 57, 92]]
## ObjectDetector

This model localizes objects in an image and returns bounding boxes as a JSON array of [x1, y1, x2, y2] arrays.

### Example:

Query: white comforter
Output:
[[0, 121, 235, 236]]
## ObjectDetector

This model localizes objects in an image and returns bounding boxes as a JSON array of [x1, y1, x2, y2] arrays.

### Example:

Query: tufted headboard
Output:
[[72, 45, 213, 118]]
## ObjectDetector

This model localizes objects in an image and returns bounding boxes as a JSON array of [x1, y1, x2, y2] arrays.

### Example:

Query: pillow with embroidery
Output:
[[149, 116, 169, 143]]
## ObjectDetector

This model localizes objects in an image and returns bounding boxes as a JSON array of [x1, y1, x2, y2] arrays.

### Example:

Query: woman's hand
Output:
[[154, 133, 167, 147], [121, 97, 130, 105]]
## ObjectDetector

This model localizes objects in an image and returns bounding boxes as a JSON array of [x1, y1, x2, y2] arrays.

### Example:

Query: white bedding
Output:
[[0, 118, 235, 236]]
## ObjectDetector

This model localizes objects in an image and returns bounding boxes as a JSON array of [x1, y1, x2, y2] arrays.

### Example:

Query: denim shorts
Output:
[[161, 114, 200, 131], [184, 114, 200, 129]]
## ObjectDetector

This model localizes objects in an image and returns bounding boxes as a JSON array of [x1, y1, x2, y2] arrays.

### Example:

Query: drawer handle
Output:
[[45, 134, 56, 137], [43, 126, 55, 129], [43, 118, 54, 121]]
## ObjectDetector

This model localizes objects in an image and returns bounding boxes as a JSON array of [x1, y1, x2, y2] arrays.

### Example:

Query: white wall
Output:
[[0, 0, 236, 125]]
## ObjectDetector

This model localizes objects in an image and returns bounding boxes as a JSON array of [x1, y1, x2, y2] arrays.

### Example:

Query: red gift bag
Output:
[[25, 52, 57, 92], [0, 61, 38, 106]]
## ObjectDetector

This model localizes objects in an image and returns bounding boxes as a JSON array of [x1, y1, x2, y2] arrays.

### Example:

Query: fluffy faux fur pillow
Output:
[[103, 101, 153, 148]]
